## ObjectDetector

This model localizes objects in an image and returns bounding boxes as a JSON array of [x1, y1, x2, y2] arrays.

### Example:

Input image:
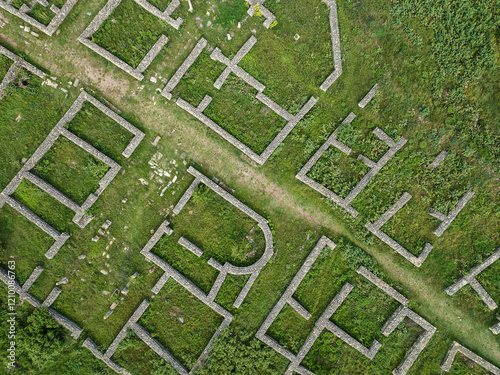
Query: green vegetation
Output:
[[0, 0, 499, 373], [92, 0, 172, 68], [33, 137, 110, 206]]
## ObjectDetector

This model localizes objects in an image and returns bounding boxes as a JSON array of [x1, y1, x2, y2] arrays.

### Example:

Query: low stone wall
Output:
[[297, 110, 405, 219], [381, 306, 436, 375], [0, 0, 78, 36], [78, 0, 171, 81], [365, 192, 433, 267], [445, 246, 500, 310], [0, 265, 83, 339], [162, 38, 207, 100], [441, 341, 500, 374], [247, 0, 276, 29], [358, 84, 379, 108], [429, 150, 447, 170], [210, 36, 265, 92], [320, 0, 342, 91], [428, 189, 475, 237]]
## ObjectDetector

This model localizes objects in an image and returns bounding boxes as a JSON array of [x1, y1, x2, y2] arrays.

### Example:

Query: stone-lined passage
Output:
[[441, 341, 500, 374], [0, 266, 83, 339], [358, 83, 378, 108], [161, 37, 207, 100], [297, 111, 406, 217], [0, 91, 144, 233], [172, 166, 274, 308], [0, 0, 78, 36], [246, 0, 276, 29], [78, 0, 171, 80], [320, 0, 342, 91], [365, 192, 433, 267], [445, 246, 500, 310], [257, 237, 384, 375], [0, 45, 46, 100], [427, 189, 475, 237]]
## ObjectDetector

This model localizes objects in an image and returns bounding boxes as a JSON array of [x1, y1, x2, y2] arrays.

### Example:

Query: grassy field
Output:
[[0, 0, 499, 373]]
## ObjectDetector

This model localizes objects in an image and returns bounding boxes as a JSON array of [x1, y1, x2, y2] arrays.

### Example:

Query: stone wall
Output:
[[0, 265, 83, 339], [445, 246, 500, 310], [0, 0, 78, 36], [441, 341, 500, 374], [365, 192, 433, 267], [78, 0, 172, 81], [296, 109, 406, 219], [427, 189, 475, 237]]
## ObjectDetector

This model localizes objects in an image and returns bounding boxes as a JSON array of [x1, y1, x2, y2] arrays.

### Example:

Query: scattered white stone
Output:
[[237, 22, 241, 28], [104, 310, 113, 319], [73, 78, 79, 87], [294, 34, 300, 41], [102, 219, 112, 230], [150, 76, 157, 83], [92, 236, 100, 242], [131, 272, 139, 279], [227, 33, 232, 40], [102, 290, 110, 295], [122, 197, 128, 203], [110, 302, 118, 309], [30, 32, 39, 37], [152, 135, 161, 146], [43, 79, 58, 88], [15, 114, 21, 122], [139, 178, 149, 185], [207, 21, 212, 27], [56, 277, 68, 285], [60, 88, 68, 94], [100, 270, 108, 275], [24, 26, 30, 33], [78, 254, 86, 260], [0, 20, 5, 28], [21, 157, 27, 164], [121, 287, 129, 295], [188, 0, 193, 12], [86, 12, 91, 15]]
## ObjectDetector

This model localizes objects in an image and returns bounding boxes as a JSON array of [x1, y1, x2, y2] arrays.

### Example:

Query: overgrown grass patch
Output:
[[0, 204, 53, 284], [170, 183, 266, 266], [32, 137, 110, 206], [11, 178, 76, 233], [139, 278, 224, 369], [91, 0, 172, 68], [204, 75, 288, 154], [152, 235, 219, 294], [66, 101, 134, 162]]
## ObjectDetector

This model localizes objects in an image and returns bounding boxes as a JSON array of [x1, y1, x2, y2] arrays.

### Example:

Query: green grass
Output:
[[32, 137, 110, 206], [11, 178, 76, 233], [139, 279, 224, 369], [0, 54, 11, 81], [66, 102, 134, 162], [169, 183, 266, 266], [0, 0, 499, 372], [91, 0, 172, 68], [0, 204, 53, 284]]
